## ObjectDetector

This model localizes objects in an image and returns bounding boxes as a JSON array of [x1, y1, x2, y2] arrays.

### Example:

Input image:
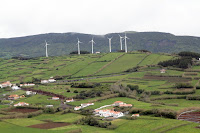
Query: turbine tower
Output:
[[77, 38, 82, 55], [107, 37, 113, 53], [45, 40, 50, 57], [124, 33, 129, 53], [89, 37, 96, 54], [118, 34, 124, 50]]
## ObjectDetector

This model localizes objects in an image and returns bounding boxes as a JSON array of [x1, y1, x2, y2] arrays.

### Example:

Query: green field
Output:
[[1, 52, 200, 133]]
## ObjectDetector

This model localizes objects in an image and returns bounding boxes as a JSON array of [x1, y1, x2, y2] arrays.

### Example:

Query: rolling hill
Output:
[[0, 31, 200, 58]]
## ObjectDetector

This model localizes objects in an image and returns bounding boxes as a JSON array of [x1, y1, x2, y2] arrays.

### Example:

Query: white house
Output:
[[52, 97, 59, 100], [66, 99, 74, 103], [0, 81, 12, 88], [113, 101, 124, 106], [132, 114, 140, 117], [41, 80, 49, 84], [20, 83, 35, 87], [95, 52, 101, 54], [46, 105, 54, 108], [48, 78, 56, 83], [119, 104, 132, 107], [14, 102, 29, 107], [12, 85, 21, 90], [95, 109, 124, 118], [74, 106, 82, 110], [160, 69, 166, 73], [81, 103, 94, 108], [26, 91, 36, 95], [8, 94, 20, 100]]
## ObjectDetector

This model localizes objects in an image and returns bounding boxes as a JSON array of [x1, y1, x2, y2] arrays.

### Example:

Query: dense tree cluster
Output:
[[77, 116, 111, 128], [70, 51, 90, 54], [175, 83, 193, 89], [71, 83, 101, 88], [12, 56, 34, 60], [158, 57, 192, 69], [74, 90, 102, 99], [137, 50, 151, 53], [178, 51, 200, 59]]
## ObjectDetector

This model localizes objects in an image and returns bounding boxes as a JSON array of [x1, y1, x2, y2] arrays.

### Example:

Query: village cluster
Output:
[[0, 77, 141, 119]]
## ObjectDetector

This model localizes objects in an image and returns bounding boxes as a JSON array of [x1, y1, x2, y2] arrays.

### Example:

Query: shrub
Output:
[[71, 83, 101, 88], [74, 90, 78, 93], [43, 107, 55, 114], [77, 116, 111, 128], [196, 86, 200, 89], [175, 83, 193, 89]]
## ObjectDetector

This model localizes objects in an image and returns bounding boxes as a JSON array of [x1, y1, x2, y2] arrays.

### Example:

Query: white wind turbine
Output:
[[89, 37, 96, 54], [76, 38, 82, 55], [118, 34, 124, 50], [107, 37, 113, 53], [45, 40, 50, 57], [124, 33, 129, 53]]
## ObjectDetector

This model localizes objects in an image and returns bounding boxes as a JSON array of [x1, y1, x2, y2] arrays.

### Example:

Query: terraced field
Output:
[[1, 52, 200, 133]]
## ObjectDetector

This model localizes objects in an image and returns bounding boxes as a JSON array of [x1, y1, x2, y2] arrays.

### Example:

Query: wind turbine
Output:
[[76, 38, 82, 55], [124, 33, 129, 53], [107, 37, 113, 53], [45, 40, 50, 57], [89, 37, 96, 54], [118, 34, 124, 50]]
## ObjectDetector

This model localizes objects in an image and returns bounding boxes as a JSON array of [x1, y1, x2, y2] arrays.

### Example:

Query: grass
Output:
[[34, 113, 84, 123], [3, 118, 45, 126], [155, 99, 200, 110], [96, 53, 146, 75], [14, 94, 60, 106]]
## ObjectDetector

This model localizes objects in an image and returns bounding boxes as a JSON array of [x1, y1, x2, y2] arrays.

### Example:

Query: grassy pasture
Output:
[[14, 94, 60, 106], [96, 53, 146, 75]]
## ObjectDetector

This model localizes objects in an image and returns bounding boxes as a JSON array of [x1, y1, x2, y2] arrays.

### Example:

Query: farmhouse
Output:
[[48, 78, 56, 83], [20, 83, 35, 87], [20, 95, 25, 98], [119, 104, 132, 107], [160, 69, 166, 73], [0, 81, 12, 88], [46, 105, 54, 108], [8, 94, 20, 100], [14, 102, 29, 107], [12, 85, 21, 90], [132, 114, 140, 117], [113, 101, 124, 106], [41, 80, 49, 84], [66, 98, 74, 103], [95, 109, 124, 118], [81, 103, 94, 108], [26, 91, 37, 95], [41, 78, 56, 84], [74, 106, 82, 110], [52, 97, 59, 100]]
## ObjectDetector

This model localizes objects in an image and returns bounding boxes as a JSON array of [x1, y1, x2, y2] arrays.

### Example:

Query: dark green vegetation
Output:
[[1, 31, 200, 58], [1, 52, 200, 133]]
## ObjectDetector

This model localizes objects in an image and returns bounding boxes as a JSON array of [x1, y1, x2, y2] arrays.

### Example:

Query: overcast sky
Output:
[[0, 0, 199, 38]]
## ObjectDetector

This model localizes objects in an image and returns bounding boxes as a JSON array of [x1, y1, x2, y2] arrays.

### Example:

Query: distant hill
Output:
[[0, 31, 200, 58]]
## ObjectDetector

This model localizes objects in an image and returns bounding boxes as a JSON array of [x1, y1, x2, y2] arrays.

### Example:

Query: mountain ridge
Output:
[[0, 31, 200, 58]]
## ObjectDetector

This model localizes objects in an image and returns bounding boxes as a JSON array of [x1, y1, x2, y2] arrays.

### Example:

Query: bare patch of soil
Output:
[[178, 112, 200, 123], [28, 122, 71, 129], [8, 108, 39, 113]]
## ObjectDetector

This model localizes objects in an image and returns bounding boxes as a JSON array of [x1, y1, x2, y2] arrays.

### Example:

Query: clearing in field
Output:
[[8, 108, 39, 113], [28, 122, 71, 129]]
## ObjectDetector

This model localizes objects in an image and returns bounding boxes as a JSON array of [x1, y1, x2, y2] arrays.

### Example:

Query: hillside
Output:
[[0, 31, 200, 58], [1, 52, 200, 132], [0, 52, 174, 83]]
